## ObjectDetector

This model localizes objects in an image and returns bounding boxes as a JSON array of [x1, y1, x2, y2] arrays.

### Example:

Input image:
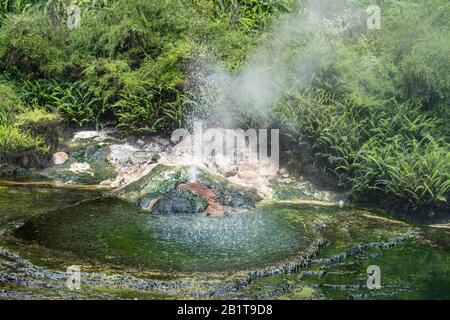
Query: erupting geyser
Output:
[[189, 166, 197, 183]]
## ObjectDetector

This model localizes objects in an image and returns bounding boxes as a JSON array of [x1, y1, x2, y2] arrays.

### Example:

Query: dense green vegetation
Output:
[[0, 0, 293, 171], [0, 81, 59, 173], [0, 0, 448, 216], [0, 0, 286, 131], [274, 0, 450, 214]]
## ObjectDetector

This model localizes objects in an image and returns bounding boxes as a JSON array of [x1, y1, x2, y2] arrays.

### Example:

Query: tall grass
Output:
[[275, 89, 449, 215], [352, 135, 449, 212]]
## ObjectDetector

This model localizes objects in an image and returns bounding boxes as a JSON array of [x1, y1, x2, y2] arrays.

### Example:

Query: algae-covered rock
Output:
[[197, 169, 262, 208], [152, 189, 208, 215], [41, 140, 117, 184], [115, 164, 262, 211], [116, 164, 187, 203]]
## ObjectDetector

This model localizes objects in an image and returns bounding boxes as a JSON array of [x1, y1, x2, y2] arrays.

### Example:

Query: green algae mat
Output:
[[0, 185, 449, 300]]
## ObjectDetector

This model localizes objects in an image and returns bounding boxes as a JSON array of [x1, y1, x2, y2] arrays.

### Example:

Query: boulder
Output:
[[115, 164, 186, 203], [52, 152, 68, 165], [177, 181, 227, 217], [151, 189, 208, 215], [115, 164, 262, 214]]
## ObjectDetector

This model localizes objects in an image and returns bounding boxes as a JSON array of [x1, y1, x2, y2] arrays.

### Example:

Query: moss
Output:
[[280, 286, 316, 299], [270, 179, 339, 202], [88, 286, 186, 300]]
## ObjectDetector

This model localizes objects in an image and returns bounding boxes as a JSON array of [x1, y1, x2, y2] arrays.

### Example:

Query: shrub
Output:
[[0, 0, 43, 24], [112, 40, 193, 133], [210, 0, 297, 33], [68, 0, 195, 61], [398, 31, 450, 132], [370, 0, 450, 133], [114, 85, 187, 134], [0, 82, 24, 124], [333, 37, 401, 107], [272, 0, 450, 214], [80, 58, 130, 121], [15, 109, 62, 149], [0, 0, 37, 14], [0, 13, 68, 77], [0, 0, 263, 131], [20, 78, 101, 127], [0, 124, 49, 174]]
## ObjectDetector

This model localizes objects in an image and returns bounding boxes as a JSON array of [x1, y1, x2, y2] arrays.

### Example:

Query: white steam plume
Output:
[[191, 0, 367, 128]]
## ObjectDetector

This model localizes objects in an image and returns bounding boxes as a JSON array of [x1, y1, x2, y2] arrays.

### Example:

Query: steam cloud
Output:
[[192, 0, 367, 128]]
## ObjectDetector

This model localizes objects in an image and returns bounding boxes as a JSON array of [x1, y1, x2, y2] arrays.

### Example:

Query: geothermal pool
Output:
[[14, 198, 312, 272], [0, 184, 449, 299]]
